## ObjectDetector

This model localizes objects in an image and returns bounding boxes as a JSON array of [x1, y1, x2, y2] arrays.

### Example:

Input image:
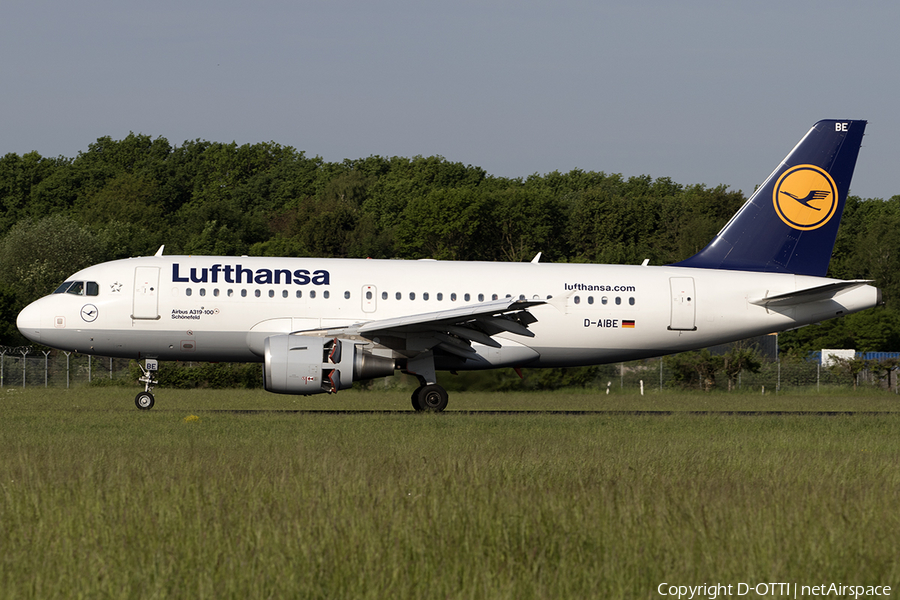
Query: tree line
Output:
[[2, 132, 899, 355]]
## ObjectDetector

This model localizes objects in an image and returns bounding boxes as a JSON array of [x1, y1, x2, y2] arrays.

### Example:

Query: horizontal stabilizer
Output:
[[749, 280, 873, 307]]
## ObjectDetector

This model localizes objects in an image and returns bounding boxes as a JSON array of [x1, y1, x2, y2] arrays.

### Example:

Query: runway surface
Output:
[[192, 409, 900, 416]]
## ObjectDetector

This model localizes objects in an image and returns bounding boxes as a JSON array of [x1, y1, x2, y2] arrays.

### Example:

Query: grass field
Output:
[[2, 387, 899, 599]]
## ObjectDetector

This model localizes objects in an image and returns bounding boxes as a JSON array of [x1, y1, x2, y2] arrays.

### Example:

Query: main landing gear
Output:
[[410, 384, 449, 412], [135, 358, 158, 410], [406, 351, 449, 412]]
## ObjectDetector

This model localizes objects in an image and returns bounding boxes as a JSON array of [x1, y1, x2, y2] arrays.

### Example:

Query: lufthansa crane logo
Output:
[[772, 164, 838, 230], [81, 304, 98, 322]]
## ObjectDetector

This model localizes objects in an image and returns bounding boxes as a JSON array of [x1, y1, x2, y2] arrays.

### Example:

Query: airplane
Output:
[[16, 120, 880, 411]]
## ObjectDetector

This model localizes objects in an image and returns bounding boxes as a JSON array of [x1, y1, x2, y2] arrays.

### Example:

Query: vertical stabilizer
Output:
[[674, 120, 866, 276]]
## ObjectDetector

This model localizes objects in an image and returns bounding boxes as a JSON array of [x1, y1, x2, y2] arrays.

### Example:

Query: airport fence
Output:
[[1, 346, 898, 393], [617, 355, 898, 394], [0, 347, 134, 389]]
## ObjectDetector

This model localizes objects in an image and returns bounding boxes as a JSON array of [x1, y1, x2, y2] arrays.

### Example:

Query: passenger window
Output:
[[615, 297, 622, 305], [410, 292, 416, 300], [214, 289, 220, 297], [423, 292, 429, 301], [601, 296, 608, 305], [268, 290, 274, 298], [324, 291, 330, 299], [186, 288, 192, 297], [310, 290, 316, 299], [395, 292, 401, 300], [296, 290, 302, 298], [574, 296, 580, 305], [478, 294, 484, 302], [227, 289, 234, 297], [451, 293, 457, 301], [283, 290, 289, 298], [199, 288, 206, 297], [241, 289, 248, 298], [437, 293, 443, 301], [465, 293, 471, 302], [255, 290, 261, 298], [382, 292, 388, 300], [588, 296, 594, 305], [629, 297, 635, 305]]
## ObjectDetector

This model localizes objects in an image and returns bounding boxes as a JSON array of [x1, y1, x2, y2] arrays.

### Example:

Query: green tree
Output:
[[364, 155, 488, 231], [489, 187, 568, 262], [827, 356, 870, 389], [0, 214, 106, 305], [395, 188, 493, 260], [0, 151, 64, 234], [722, 344, 763, 391], [667, 349, 724, 391], [778, 309, 900, 355]]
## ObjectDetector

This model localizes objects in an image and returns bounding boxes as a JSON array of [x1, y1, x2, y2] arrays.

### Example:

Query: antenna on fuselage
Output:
[[154, 245, 165, 257]]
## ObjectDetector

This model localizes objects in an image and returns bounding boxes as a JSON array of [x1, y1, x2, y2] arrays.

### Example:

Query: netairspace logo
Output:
[[656, 582, 892, 599]]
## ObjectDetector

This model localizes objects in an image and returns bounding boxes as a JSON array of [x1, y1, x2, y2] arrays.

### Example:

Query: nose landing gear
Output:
[[135, 359, 158, 410]]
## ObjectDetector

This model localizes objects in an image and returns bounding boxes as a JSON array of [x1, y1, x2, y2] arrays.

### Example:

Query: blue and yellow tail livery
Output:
[[675, 120, 866, 276]]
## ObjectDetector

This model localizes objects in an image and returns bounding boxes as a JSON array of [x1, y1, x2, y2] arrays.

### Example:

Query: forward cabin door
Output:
[[133, 267, 160, 320], [668, 277, 696, 331]]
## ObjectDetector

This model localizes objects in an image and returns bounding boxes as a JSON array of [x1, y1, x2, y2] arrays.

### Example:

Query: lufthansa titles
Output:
[[173, 264, 330, 286]]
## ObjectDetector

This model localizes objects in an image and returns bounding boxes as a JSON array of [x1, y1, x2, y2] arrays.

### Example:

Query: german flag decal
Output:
[[622, 320, 635, 328]]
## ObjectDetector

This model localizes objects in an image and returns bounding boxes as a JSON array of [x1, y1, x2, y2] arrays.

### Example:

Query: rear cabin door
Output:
[[668, 277, 696, 331], [133, 267, 160, 320]]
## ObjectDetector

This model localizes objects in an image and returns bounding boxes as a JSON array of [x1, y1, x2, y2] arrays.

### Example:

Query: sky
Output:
[[2, 1, 898, 200]]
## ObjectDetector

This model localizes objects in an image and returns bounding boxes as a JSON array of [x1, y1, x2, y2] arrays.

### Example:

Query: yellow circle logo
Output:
[[772, 164, 838, 230]]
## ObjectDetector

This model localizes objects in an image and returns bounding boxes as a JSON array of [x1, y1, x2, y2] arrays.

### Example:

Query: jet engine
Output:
[[263, 335, 395, 395]]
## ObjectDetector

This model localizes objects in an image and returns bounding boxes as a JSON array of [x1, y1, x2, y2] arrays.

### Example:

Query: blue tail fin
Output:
[[674, 120, 866, 276]]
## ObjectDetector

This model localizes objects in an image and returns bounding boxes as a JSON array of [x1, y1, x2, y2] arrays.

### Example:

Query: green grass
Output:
[[2, 388, 899, 598]]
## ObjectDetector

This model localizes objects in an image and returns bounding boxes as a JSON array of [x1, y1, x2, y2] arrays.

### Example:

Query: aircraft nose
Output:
[[16, 301, 42, 343]]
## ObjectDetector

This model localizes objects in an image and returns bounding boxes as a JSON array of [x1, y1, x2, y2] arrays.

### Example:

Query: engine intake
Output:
[[263, 335, 395, 395]]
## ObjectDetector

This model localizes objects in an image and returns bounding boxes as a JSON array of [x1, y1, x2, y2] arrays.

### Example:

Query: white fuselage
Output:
[[16, 255, 880, 369]]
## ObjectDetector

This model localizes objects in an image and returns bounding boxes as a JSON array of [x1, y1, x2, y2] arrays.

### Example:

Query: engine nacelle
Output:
[[263, 335, 395, 395]]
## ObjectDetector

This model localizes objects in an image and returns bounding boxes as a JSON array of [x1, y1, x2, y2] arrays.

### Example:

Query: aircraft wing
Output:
[[298, 297, 546, 358], [748, 280, 873, 307]]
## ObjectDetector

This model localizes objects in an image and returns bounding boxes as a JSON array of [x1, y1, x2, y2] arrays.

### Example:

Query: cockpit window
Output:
[[53, 281, 99, 296]]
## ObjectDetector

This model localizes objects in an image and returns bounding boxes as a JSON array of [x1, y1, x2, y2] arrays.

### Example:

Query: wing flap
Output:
[[296, 297, 546, 355], [355, 297, 545, 335]]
